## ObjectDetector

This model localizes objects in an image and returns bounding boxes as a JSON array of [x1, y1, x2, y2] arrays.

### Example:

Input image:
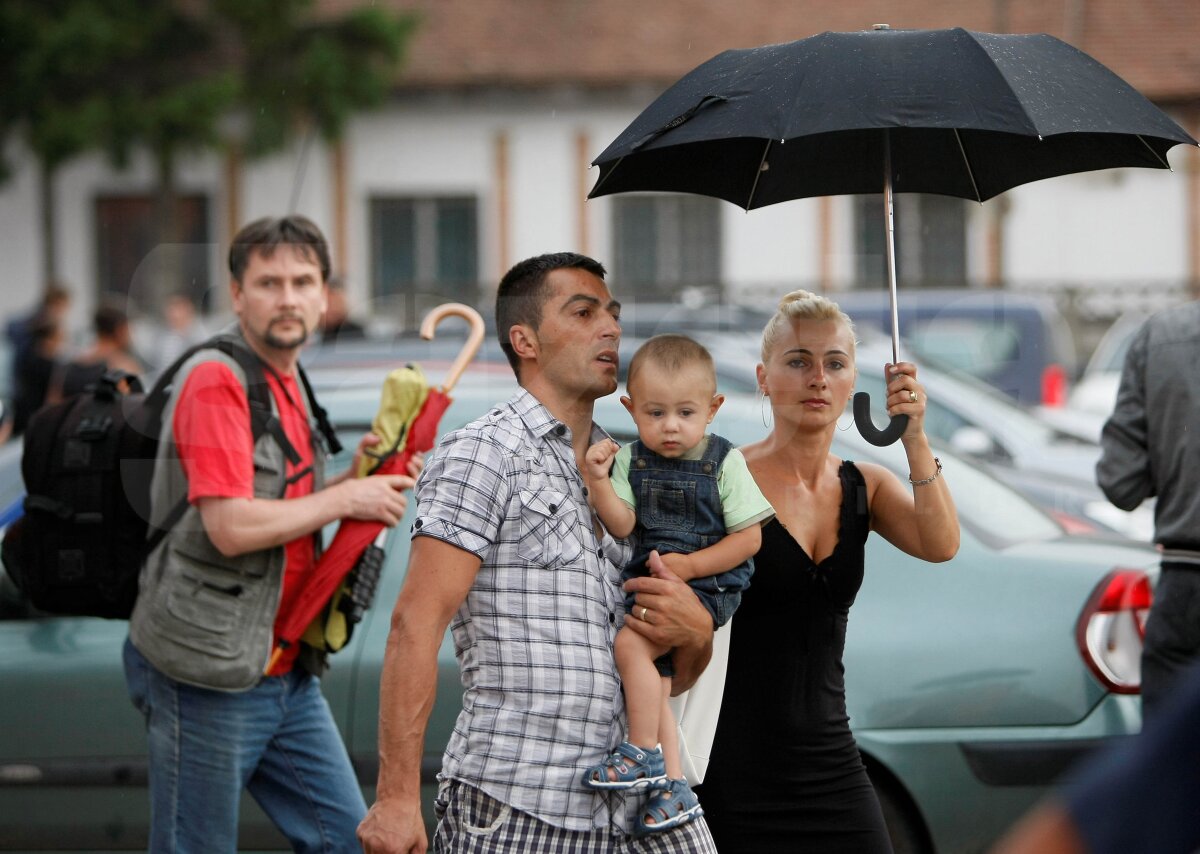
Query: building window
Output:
[[854, 194, 966, 288], [370, 196, 479, 314], [612, 195, 721, 299], [95, 195, 211, 309]]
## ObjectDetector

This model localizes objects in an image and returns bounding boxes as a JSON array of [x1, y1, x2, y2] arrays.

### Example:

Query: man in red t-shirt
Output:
[[124, 216, 418, 854]]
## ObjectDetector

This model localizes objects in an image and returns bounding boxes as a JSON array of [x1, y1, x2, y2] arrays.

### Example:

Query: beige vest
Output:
[[129, 346, 327, 691]]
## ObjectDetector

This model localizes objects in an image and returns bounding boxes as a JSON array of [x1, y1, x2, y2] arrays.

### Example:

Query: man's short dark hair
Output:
[[93, 303, 129, 339], [41, 283, 71, 309], [228, 216, 331, 284], [496, 252, 607, 376]]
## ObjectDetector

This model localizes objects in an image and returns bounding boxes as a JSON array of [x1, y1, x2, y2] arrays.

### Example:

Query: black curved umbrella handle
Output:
[[853, 391, 908, 447]]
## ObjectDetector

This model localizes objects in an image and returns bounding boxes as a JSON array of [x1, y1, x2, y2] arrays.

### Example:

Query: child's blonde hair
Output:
[[627, 334, 717, 394], [760, 290, 858, 363]]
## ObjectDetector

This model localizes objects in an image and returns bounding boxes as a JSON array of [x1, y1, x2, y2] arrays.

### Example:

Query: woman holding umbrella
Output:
[[694, 290, 958, 853]]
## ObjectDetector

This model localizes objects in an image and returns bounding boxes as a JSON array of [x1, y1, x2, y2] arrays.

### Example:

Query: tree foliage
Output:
[[0, 0, 417, 283], [218, 0, 416, 156]]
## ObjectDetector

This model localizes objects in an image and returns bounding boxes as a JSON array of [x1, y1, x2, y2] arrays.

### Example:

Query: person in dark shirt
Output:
[[317, 275, 367, 343], [49, 302, 145, 401], [7, 285, 71, 434], [992, 662, 1200, 854], [11, 313, 66, 435]]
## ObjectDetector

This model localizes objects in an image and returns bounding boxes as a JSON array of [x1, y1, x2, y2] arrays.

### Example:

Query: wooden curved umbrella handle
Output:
[[419, 303, 486, 393]]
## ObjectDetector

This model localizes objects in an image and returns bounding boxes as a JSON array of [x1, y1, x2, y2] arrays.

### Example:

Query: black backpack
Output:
[[0, 334, 340, 619]]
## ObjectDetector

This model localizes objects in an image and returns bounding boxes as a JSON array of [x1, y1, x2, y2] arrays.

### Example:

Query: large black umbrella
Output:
[[590, 25, 1198, 444]]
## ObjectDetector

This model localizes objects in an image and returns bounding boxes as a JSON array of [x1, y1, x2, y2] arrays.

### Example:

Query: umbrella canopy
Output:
[[590, 27, 1197, 208], [589, 26, 1197, 445], [265, 303, 486, 673]]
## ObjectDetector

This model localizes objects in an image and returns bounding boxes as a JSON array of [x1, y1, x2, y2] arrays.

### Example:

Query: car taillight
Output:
[[1041, 363, 1068, 407], [1076, 569, 1152, 694], [1047, 509, 1101, 536]]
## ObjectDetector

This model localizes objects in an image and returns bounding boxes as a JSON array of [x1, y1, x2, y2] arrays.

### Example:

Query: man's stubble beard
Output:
[[264, 318, 309, 351]]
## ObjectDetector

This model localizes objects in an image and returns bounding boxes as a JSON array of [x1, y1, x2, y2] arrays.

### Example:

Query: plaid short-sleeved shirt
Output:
[[413, 389, 640, 832]]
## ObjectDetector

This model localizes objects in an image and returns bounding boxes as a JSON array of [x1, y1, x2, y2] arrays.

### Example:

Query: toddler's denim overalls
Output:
[[624, 435, 753, 635]]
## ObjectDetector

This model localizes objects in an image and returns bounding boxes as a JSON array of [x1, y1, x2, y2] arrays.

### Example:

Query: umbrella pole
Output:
[[852, 129, 909, 446], [883, 131, 901, 367]]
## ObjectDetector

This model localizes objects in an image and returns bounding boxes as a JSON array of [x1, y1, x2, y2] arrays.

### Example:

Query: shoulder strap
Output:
[[295, 361, 342, 455], [210, 336, 302, 466], [144, 335, 300, 462], [142, 332, 327, 555], [839, 460, 870, 520], [703, 434, 733, 466]]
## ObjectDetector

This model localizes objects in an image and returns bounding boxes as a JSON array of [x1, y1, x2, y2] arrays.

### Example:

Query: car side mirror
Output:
[[949, 426, 996, 457]]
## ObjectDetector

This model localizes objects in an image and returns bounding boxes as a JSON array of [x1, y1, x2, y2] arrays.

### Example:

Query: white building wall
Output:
[[0, 147, 224, 337], [722, 197, 824, 297], [507, 112, 581, 265], [1, 92, 1196, 341], [0, 143, 42, 326], [1003, 163, 1190, 283], [241, 138, 334, 240]]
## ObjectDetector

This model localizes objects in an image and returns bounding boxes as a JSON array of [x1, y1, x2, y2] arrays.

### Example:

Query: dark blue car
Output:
[[831, 289, 1077, 407]]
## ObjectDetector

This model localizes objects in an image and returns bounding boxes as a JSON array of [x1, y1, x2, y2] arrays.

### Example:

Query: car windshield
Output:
[[852, 343, 1068, 451], [1091, 317, 1142, 374], [932, 453, 1063, 546], [906, 318, 1021, 379]]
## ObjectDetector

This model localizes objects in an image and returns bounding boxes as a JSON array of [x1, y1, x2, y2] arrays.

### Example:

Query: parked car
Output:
[[831, 289, 1077, 407], [686, 329, 1151, 541], [0, 364, 1156, 853], [1049, 310, 1151, 445]]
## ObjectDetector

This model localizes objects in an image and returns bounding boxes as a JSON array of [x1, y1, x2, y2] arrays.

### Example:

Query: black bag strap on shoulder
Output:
[[296, 362, 342, 455], [140, 332, 340, 554], [210, 336, 302, 466]]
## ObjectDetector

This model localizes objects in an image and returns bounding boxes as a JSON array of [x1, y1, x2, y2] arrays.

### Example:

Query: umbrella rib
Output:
[[1137, 135, 1172, 170], [590, 155, 625, 197], [953, 129, 983, 203], [745, 140, 773, 210]]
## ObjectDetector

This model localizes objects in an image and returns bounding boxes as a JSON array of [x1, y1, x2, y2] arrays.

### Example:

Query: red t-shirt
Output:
[[173, 361, 316, 676]]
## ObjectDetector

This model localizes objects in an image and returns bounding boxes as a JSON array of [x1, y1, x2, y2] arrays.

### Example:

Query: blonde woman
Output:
[[694, 290, 959, 854]]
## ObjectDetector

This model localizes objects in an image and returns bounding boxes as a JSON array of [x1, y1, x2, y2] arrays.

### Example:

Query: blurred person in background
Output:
[[991, 661, 1200, 854], [150, 291, 209, 375], [5, 284, 71, 366], [317, 275, 366, 343], [1096, 301, 1200, 722], [48, 302, 145, 401], [7, 284, 72, 435], [11, 312, 67, 435]]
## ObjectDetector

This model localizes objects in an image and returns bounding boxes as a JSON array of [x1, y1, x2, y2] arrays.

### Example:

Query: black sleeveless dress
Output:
[[694, 462, 893, 854]]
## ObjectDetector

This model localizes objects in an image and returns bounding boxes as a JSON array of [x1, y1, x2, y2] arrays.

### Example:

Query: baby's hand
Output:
[[584, 439, 621, 482], [656, 551, 695, 582]]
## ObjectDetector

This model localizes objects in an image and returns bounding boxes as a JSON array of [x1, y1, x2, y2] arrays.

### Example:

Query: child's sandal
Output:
[[581, 742, 667, 790], [636, 779, 704, 835]]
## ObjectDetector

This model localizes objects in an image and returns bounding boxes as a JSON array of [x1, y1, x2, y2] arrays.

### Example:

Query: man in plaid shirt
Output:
[[359, 253, 718, 853]]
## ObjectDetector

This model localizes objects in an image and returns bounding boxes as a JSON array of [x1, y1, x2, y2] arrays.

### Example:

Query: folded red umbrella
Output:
[[265, 303, 485, 673]]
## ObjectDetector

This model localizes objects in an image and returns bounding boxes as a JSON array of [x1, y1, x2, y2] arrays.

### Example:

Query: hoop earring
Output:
[[760, 392, 773, 428], [837, 413, 854, 432]]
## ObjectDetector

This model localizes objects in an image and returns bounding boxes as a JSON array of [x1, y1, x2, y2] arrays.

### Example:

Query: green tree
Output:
[[126, 0, 416, 300], [0, 1, 165, 286], [97, 1, 240, 302], [218, 0, 416, 159], [0, 0, 415, 299]]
